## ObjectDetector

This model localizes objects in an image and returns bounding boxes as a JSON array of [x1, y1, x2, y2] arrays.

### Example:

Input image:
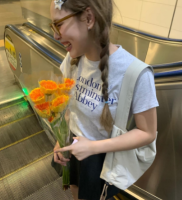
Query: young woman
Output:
[[50, 0, 159, 200]]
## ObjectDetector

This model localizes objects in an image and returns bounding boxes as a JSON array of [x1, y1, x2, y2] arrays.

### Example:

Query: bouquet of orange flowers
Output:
[[29, 78, 75, 190]]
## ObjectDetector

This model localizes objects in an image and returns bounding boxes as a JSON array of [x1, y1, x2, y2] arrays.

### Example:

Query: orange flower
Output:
[[29, 88, 45, 104], [58, 78, 75, 95], [65, 78, 75, 88], [34, 102, 51, 118], [39, 80, 58, 95], [51, 95, 69, 113]]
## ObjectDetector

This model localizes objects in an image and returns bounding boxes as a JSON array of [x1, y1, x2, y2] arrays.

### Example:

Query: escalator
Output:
[[2, 21, 182, 200], [0, 27, 73, 199], [0, 97, 73, 199]]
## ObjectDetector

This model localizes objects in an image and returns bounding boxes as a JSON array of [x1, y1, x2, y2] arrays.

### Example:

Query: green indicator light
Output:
[[22, 88, 29, 96]]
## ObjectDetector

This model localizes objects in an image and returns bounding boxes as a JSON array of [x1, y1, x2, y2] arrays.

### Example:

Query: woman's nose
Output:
[[54, 32, 61, 40]]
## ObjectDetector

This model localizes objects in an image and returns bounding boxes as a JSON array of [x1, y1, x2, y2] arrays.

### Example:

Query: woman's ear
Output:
[[85, 7, 95, 30]]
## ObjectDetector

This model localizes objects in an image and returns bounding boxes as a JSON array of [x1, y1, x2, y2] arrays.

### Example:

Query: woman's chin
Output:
[[69, 51, 82, 59]]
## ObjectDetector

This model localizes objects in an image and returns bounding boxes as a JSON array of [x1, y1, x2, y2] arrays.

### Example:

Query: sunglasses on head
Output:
[[50, 11, 82, 36]]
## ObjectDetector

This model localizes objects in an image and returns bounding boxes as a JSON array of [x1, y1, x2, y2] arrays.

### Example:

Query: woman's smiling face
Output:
[[50, 1, 91, 58]]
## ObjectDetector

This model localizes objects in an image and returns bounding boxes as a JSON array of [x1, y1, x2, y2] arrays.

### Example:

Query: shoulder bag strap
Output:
[[114, 59, 153, 131]]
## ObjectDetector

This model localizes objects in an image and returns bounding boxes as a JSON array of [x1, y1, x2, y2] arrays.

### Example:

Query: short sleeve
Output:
[[131, 68, 159, 114], [60, 52, 72, 77]]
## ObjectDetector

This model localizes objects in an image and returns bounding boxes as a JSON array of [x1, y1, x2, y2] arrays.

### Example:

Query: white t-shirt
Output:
[[60, 46, 159, 141]]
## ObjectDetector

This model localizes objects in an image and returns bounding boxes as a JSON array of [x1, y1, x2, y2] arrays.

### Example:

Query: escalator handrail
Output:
[[113, 23, 182, 42], [22, 22, 64, 48], [154, 70, 182, 78], [4, 24, 63, 67], [152, 62, 182, 69]]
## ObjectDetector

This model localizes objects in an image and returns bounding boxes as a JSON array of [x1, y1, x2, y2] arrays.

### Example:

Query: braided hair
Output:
[[62, 0, 114, 133]]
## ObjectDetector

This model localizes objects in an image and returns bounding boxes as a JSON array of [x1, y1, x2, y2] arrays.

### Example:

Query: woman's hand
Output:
[[54, 141, 70, 166], [54, 137, 95, 161]]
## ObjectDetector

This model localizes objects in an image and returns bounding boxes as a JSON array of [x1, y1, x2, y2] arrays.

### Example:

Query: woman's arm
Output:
[[55, 107, 157, 161], [92, 107, 157, 154]]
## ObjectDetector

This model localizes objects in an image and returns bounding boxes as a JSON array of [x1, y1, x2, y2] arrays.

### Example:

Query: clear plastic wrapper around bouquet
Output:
[[29, 72, 76, 191]]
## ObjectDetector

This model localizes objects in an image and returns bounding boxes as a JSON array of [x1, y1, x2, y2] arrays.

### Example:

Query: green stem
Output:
[[50, 110, 70, 191], [62, 164, 70, 190]]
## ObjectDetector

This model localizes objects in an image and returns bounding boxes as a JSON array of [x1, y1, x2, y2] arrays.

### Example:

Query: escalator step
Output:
[[0, 97, 25, 110], [0, 155, 60, 200], [24, 177, 73, 200], [0, 100, 33, 127], [0, 115, 42, 149], [0, 131, 53, 178]]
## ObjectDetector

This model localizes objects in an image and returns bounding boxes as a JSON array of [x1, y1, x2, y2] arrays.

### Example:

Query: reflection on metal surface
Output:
[[0, 84, 24, 106], [135, 83, 182, 200], [110, 27, 119, 45], [127, 185, 162, 200], [146, 42, 182, 65], [111, 25, 182, 66], [125, 189, 145, 200], [21, 4, 52, 35], [19, 24, 66, 61], [111, 27, 150, 62], [146, 43, 160, 65], [155, 76, 182, 84]]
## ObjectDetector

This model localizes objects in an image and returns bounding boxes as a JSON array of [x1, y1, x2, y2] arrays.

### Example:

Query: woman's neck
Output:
[[85, 42, 101, 61], [85, 43, 118, 61]]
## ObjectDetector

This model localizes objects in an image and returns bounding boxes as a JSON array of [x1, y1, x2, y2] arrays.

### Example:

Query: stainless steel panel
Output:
[[116, 28, 150, 62], [4, 28, 62, 92], [135, 82, 182, 200], [155, 76, 182, 84], [127, 185, 162, 200], [146, 41, 182, 65], [20, 0, 52, 35], [18, 25, 66, 60], [110, 27, 119, 45], [0, 47, 23, 105], [5, 28, 32, 80]]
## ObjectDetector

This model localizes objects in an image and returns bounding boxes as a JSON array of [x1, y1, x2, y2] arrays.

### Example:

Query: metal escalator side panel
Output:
[[111, 26, 150, 62], [113, 23, 182, 43], [4, 26, 63, 96], [112, 24, 182, 66], [4, 25, 62, 68], [145, 41, 182, 65], [18, 24, 67, 61], [134, 81, 182, 200], [22, 22, 63, 48]]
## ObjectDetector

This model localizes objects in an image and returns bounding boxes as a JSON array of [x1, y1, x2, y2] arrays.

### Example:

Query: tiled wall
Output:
[[113, 0, 180, 39], [170, 0, 182, 39], [20, 0, 182, 39]]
